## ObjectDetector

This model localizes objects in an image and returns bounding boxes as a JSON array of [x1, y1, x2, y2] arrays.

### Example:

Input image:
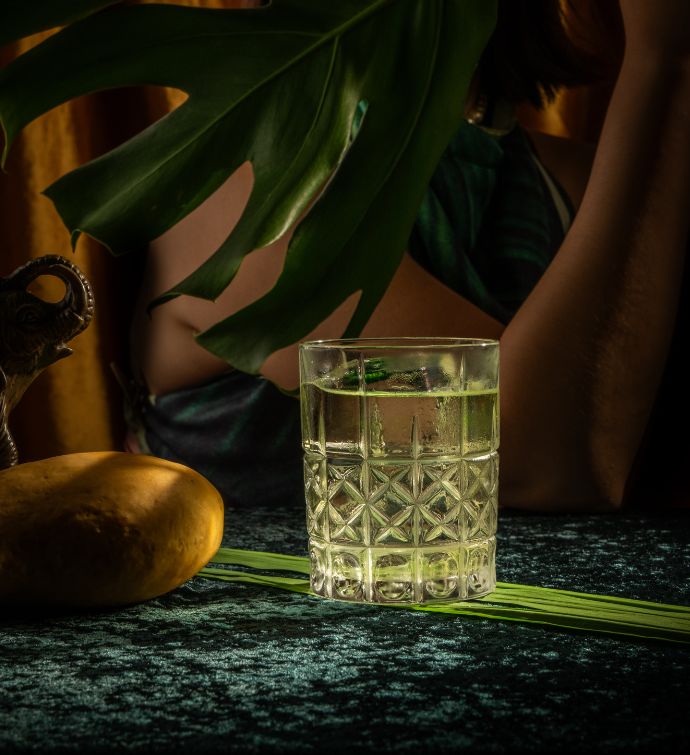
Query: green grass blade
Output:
[[492, 582, 690, 616], [472, 598, 690, 631], [411, 603, 690, 644], [210, 547, 311, 574], [198, 566, 312, 595], [484, 589, 690, 627], [202, 547, 690, 644]]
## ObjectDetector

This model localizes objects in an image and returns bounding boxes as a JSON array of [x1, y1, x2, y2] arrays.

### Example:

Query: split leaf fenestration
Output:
[[0, 1, 496, 372]]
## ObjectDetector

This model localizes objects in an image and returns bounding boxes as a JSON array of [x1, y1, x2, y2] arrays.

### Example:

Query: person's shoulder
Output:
[[526, 129, 596, 211]]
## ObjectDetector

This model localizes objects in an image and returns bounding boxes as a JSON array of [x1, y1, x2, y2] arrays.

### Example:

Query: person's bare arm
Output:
[[499, 8, 690, 511]]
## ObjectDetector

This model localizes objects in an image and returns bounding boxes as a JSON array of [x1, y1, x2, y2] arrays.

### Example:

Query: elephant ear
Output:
[[3, 255, 95, 336], [0, 0, 497, 374]]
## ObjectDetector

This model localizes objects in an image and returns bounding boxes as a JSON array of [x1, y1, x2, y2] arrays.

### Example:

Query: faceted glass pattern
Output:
[[301, 339, 499, 604]]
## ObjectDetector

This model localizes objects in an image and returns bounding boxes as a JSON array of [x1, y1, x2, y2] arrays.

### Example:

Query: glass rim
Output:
[[300, 336, 499, 351]]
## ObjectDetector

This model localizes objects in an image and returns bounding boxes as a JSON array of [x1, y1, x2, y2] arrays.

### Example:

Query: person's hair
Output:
[[478, 0, 623, 108]]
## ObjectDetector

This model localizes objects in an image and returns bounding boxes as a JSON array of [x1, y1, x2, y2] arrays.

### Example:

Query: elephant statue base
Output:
[[0, 256, 95, 469]]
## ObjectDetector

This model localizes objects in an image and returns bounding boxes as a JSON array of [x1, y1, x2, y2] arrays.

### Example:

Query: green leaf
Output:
[[0, 0, 496, 372], [0, 1, 119, 48], [211, 546, 311, 574], [199, 565, 313, 594], [198, 547, 690, 644], [195, 0, 497, 373]]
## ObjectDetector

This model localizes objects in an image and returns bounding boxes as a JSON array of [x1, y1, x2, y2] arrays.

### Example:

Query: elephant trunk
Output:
[[4, 255, 95, 339]]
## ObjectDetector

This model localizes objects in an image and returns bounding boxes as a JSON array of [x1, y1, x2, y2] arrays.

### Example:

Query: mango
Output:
[[0, 451, 224, 608]]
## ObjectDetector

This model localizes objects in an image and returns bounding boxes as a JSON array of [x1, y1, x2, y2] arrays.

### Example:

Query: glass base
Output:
[[309, 537, 496, 604]]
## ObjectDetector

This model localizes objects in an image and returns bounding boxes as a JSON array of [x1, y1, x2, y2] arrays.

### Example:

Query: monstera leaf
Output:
[[0, 0, 496, 373], [0, 1, 119, 47]]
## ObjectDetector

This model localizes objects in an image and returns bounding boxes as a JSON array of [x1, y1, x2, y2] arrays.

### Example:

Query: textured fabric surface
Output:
[[408, 122, 573, 324], [141, 370, 303, 508], [2, 504, 689, 754]]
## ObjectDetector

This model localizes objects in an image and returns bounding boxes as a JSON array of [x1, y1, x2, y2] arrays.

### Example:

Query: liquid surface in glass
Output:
[[302, 374, 498, 604]]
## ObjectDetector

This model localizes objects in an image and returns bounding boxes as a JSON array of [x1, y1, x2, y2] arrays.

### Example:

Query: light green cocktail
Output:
[[300, 338, 499, 604]]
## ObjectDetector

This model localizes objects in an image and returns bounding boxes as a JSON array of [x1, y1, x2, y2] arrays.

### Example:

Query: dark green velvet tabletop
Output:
[[1, 503, 689, 754]]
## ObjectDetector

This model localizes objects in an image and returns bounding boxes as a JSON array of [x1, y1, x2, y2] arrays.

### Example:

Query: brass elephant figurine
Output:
[[0, 255, 94, 469]]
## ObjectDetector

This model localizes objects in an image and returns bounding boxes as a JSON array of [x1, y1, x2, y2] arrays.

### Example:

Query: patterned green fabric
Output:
[[2, 506, 690, 753], [409, 121, 572, 323], [139, 369, 303, 507]]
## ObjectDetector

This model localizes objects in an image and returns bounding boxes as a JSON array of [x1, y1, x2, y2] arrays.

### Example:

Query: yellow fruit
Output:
[[0, 451, 224, 608]]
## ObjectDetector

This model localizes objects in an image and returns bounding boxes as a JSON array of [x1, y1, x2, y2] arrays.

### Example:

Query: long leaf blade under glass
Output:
[[199, 547, 690, 644]]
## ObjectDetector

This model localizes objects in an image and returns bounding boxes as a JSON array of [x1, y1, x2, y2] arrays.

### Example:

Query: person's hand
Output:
[[620, 0, 690, 64]]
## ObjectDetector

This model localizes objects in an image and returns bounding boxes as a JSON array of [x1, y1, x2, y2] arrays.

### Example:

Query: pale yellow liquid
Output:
[[303, 384, 498, 455], [302, 383, 498, 603]]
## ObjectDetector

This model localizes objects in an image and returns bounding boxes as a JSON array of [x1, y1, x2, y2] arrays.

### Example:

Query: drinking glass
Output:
[[299, 337, 499, 604]]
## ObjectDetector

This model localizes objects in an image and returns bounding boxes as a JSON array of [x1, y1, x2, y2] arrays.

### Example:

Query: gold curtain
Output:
[[0, 1, 608, 463], [0, 1, 247, 462]]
